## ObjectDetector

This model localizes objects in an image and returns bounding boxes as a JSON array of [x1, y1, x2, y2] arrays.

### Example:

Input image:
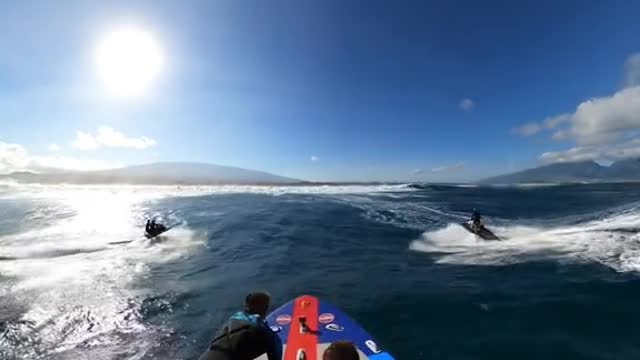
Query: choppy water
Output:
[[2, 183, 640, 359]]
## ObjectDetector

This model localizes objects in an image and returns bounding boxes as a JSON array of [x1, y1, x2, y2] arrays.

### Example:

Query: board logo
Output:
[[325, 323, 344, 332], [318, 313, 335, 324], [276, 314, 292, 325], [365, 340, 382, 354], [270, 325, 283, 333]]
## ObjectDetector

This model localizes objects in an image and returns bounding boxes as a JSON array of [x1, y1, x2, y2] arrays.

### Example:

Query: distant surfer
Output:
[[199, 291, 283, 360]]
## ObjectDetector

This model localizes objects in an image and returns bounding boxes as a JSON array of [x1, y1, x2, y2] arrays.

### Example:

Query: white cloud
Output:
[[514, 122, 541, 136], [310, 155, 319, 162], [72, 126, 156, 150], [531, 86, 640, 163], [539, 146, 598, 164], [566, 86, 640, 145], [551, 129, 569, 141], [512, 52, 640, 164], [540, 138, 640, 163], [516, 53, 640, 142], [0, 141, 115, 173], [544, 113, 571, 129], [72, 131, 99, 150], [624, 53, 640, 87], [0, 142, 30, 172], [514, 113, 570, 137], [459, 98, 474, 112], [48, 143, 61, 152], [432, 161, 465, 173]]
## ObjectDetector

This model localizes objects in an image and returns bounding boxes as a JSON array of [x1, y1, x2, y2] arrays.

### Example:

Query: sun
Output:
[[95, 26, 163, 97]]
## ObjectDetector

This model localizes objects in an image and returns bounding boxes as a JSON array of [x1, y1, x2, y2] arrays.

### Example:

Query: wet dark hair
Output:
[[244, 291, 271, 316], [323, 341, 359, 360]]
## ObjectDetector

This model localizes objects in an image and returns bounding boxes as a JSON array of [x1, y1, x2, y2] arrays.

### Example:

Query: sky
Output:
[[2, 0, 640, 182]]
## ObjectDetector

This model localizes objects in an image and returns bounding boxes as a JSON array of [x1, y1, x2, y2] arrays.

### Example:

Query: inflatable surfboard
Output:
[[263, 295, 395, 360]]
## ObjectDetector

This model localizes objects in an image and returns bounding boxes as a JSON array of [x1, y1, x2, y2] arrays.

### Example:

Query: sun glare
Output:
[[96, 26, 163, 98]]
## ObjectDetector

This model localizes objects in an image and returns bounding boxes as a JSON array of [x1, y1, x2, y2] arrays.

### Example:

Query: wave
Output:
[[513, 183, 565, 188], [486, 183, 567, 189], [408, 183, 458, 191], [0, 217, 205, 358], [0, 183, 415, 201], [0, 247, 107, 261]]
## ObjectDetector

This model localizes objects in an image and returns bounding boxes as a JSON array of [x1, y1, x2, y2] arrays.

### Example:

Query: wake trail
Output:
[[410, 209, 640, 273]]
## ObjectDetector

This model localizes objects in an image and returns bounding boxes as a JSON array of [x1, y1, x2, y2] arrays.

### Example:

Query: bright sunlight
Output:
[[95, 26, 163, 98]]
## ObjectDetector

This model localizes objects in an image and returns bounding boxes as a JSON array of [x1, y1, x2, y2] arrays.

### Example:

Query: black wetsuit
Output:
[[471, 211, 482, 231], [199, 312, 282, 360]]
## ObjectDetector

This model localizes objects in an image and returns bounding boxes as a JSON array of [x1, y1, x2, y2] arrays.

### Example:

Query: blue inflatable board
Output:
[[262, 295, 396, 360]]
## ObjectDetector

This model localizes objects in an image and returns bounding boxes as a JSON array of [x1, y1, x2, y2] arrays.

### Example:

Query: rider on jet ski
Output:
[[145, 219, 167, 236], [470, 209, 482, 232]]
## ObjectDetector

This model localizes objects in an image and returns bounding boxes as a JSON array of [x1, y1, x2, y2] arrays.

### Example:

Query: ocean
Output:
[[1, 183, 640, 359]]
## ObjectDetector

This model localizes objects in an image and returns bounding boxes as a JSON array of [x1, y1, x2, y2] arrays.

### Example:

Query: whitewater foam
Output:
[[0, 188, 205, 358], [0, 183, 414, 200], [410, 210, 640, 272]]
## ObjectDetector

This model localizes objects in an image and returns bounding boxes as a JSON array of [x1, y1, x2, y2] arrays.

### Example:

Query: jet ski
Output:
[[462, 221, 500, 240], [144, 220, 171, 238], [145, 226, 171, 238]]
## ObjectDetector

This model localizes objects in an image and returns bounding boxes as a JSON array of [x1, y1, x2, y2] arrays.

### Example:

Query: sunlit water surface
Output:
[[2, 183, 640, 359]]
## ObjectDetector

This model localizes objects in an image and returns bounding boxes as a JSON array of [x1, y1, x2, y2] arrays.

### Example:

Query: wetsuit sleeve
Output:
[[261, 323, 283, 360], [266, 330, 283, 360]]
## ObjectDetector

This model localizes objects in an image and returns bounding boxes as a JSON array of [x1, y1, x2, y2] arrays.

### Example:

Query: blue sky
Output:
[[2, 0, 640, 181]]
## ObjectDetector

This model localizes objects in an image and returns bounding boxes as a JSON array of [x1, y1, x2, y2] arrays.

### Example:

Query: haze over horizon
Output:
[[2, 0, 640, 182]]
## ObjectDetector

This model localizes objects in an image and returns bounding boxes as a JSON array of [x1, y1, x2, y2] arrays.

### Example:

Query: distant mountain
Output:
[[0, 162, 301, 185], [607, 158, 640, 178], [479, 159, 640, 184]]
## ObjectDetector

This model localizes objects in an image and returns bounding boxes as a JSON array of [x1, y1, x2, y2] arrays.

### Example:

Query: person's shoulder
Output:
[[247, 314, 263, 325], [229, 311, 263, 324], [230, 311, 248, 320]]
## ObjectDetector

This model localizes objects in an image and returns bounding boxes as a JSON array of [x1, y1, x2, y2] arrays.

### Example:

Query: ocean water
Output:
[[2, 182, 640, 359]]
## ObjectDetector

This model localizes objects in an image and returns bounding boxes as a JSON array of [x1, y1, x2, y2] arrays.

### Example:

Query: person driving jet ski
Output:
[[463, 209, 500, 240], [470, 209, 482, 232], [145, 219, 167, 236]]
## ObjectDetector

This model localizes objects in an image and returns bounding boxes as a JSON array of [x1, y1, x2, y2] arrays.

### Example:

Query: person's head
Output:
[[322, 341, 359, 360], [244, 291, 271, 317]]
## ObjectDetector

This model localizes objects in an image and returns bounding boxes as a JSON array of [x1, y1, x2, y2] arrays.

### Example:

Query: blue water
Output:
[[2, 183, 640, 359]]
